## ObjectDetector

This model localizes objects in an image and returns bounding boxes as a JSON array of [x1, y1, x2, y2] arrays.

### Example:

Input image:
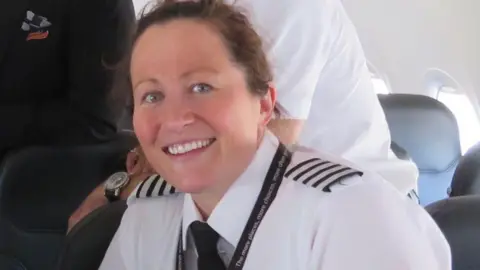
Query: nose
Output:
[[161, 101, 195, 133]]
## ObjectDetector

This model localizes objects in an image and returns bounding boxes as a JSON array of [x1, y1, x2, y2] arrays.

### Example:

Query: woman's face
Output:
[[131, 19, 275, 194]]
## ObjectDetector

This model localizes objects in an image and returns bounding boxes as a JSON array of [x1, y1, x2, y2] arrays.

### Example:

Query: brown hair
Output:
[[114, 0, 274, 115]]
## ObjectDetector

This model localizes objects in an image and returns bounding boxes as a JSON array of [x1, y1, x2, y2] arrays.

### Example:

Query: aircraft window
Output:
[[437, 87, 480, 153], [372, 76, 390, 94]]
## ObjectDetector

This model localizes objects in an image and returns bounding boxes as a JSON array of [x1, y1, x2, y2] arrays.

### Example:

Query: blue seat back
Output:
[[378, 94, 461, 205]]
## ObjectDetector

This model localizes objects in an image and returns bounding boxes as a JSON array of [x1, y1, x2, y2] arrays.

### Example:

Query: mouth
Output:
[[162, 138, 216, 156]]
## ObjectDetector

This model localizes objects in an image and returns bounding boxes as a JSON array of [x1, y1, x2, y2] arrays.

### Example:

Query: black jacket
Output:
[[0, 0, 135, 153]]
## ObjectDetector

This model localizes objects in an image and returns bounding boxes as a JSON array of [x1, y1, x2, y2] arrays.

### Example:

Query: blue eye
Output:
[[191, 83, 212, 93], [142, 92, 163, 104]]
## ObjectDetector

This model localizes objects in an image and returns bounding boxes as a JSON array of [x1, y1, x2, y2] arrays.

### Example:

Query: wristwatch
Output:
[[104, 171, 130, 202]]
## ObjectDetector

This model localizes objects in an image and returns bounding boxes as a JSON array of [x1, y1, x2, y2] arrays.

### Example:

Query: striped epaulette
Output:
[[134, 174, 179, 199], [284, 152, 364, 192]]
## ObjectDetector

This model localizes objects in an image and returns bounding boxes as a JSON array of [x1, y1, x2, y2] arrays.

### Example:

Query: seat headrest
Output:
[[426, 195, 480, 269], [390, 141, 411, 161], [378, 94, 461, 172], [0, 132, 137, 233], [57, 201, 127, 270], [450, 142, 480, 196]]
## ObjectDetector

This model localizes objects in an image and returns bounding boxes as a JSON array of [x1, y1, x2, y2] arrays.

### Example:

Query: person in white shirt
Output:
[[99, 1, 450, 269], [69, 0, 418, 231], [224, 0, 417, 193]]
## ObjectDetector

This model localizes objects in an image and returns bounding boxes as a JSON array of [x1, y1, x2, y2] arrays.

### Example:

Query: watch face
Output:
[[105, 172, 129, 190]]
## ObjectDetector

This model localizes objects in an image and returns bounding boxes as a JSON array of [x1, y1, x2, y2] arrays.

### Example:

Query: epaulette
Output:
[[284, 153, 363, 192], [134, 174, 178, 198]]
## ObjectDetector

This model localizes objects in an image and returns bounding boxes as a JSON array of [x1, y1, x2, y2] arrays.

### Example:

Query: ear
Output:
[[259, 83, 277, 125]]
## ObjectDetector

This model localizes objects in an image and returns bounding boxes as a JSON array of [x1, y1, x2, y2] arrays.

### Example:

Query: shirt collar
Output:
[[182, 131, 280, 249]]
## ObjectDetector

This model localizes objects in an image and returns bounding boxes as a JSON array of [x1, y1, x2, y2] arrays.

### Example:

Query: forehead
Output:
[[131, 19, 232, 76]]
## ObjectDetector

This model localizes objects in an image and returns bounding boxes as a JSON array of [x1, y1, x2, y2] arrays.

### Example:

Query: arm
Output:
[[253, 0, 391, 159], [297, 0, 391, 159], [68, 149, 153, 231], [267, 119, 303, 145], [67, 171, 150, 232], [310, 178, 451, 269], [29, 0, 135, 144], [252, 0, 322, 122], [241, 0, 324, 146]]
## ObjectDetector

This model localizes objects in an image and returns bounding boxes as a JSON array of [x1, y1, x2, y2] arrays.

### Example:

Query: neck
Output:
[[191, 192, 222, 220], [191, 169, 242, 220], [192, 130, 267, 220]]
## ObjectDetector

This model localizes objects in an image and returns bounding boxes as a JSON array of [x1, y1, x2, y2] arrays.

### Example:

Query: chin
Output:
[[172, 176, 214, 194]]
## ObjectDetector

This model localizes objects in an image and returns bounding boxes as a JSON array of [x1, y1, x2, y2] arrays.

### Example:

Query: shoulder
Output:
[[124, 174, 183, 229], [110, 191, 182, 270], [127, 174, 177, 204], [283, 146, 370, 193], [118, 180, 183, 249], [285, 146, 443, 236], [285, 149, 450, 269], [280, 145, 415, 214]]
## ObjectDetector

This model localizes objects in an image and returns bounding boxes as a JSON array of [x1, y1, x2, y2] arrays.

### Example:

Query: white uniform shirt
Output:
[[133, 0, 419, 195], [100, 132, 450, 270]]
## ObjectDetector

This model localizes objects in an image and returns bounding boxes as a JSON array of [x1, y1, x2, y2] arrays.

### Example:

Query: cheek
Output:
[[199, 93, 261, 137], [133, 109, 158, 147]]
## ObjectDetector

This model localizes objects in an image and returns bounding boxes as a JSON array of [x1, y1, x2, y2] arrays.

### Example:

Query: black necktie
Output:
[[189, 221, 226, 270]]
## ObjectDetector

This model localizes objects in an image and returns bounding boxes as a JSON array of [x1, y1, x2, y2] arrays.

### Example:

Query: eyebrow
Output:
[[180, 67, 218, 78], [133, 67, 219, 90], [133, 78, 159, 91]]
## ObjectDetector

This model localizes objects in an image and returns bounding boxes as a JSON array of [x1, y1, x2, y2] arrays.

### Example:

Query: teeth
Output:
[[167, 139, 213, 155]]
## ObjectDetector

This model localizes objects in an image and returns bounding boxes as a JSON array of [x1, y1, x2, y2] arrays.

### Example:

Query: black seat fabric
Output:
[[450, 142, 480, 196], [426, 195, 480, 270], [0, 132, 137, 270], [378, 94, 461, 205], [57, 201, 127, 270], [0, 256, 26, 270]]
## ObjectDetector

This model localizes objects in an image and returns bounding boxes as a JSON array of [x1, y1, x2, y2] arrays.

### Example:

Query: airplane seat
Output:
[[57, 201, 127, 270], [390, 141, 411, 161], [449, 142, 480, 196], [0, 131, 137, 270], [0, 256, 25, 270], [378, 94, 462, 205], [426, 195, 480, 270]]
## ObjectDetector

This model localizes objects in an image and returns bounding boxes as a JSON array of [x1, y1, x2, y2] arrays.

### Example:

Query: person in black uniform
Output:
[[0, 0, 135, 158]]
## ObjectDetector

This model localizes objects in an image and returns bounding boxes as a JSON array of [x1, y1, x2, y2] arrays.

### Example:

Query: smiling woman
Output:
[[99, 1, 451, 270], [129, 1, 276, 214]]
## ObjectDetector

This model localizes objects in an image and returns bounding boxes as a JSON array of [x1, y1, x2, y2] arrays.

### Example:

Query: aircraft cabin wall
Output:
[[343, 0, 478, 102]]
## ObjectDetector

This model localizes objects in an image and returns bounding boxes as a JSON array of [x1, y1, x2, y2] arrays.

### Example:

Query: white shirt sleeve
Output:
[[99, 229, 128, 270], [309, 177, 451, 270], [291, 0, 392, 158], [236, 0, 331, 119], [99, 206, 139, 270], [241, 0, 376, 121], [99, 197, 184, 270]]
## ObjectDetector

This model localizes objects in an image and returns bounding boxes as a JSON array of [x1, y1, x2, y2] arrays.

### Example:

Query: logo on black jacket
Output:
[[21, 10, 51, 41]]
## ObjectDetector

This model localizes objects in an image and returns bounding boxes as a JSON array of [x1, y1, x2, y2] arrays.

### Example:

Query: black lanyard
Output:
[[175, 143, 292, 270]]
